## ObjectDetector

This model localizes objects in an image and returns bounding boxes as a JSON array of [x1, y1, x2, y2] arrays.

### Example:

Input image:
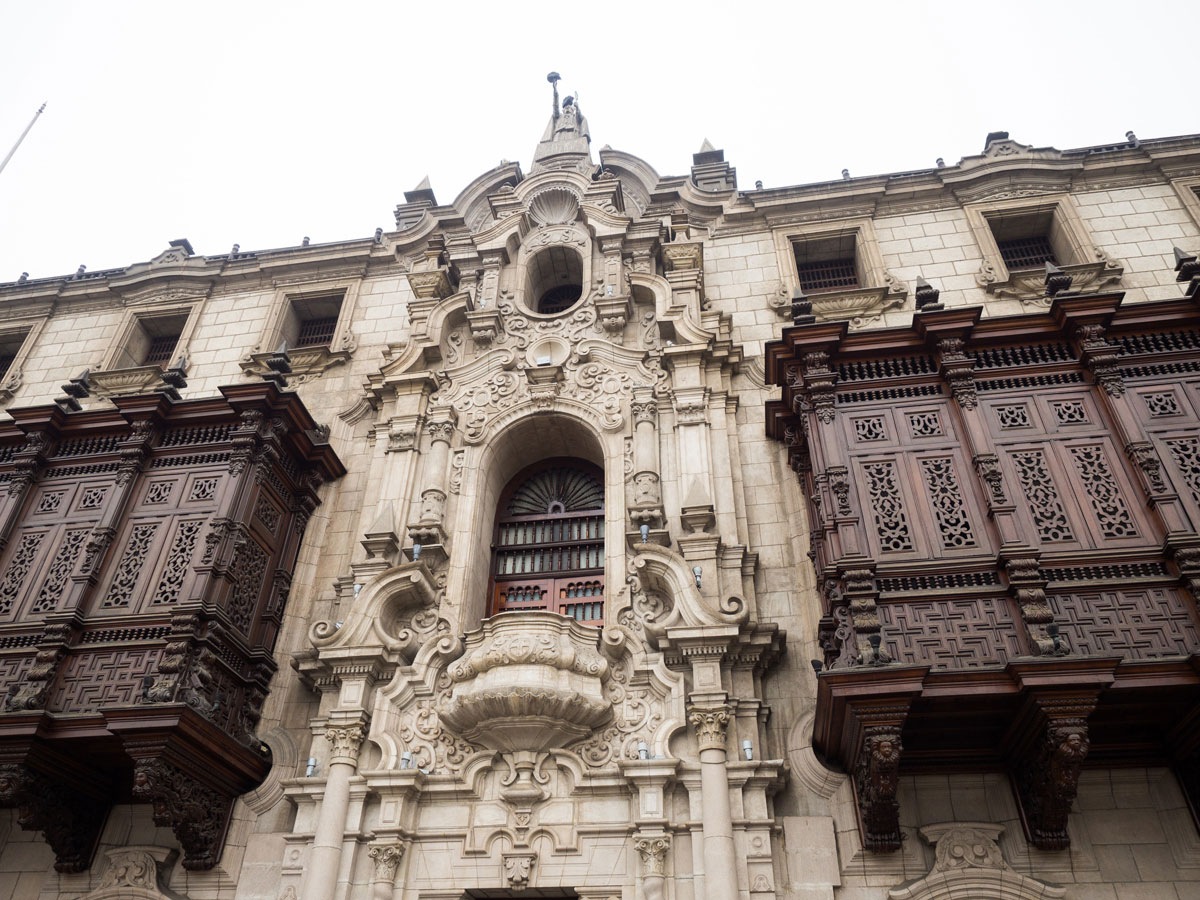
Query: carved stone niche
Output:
[[438, 612, 612, 751]]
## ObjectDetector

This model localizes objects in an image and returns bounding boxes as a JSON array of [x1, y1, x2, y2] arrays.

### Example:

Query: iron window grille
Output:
[[997, 236, 1058, 271], [797, 257, 859, 294], [142, 335, 179, 368], [295, 316, 338, 348]]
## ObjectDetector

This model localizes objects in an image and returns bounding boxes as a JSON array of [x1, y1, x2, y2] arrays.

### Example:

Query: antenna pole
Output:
[[0, 103, 47, 178]]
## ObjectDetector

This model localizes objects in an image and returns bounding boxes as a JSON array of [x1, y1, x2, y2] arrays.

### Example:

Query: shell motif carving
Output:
[[527, 187, 580, 227]]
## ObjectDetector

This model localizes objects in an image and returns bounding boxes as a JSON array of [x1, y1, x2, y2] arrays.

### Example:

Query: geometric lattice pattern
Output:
[[878, 597, 1025, 669], [1050, 588, 1200, 658], [51, 647, 165, 714]]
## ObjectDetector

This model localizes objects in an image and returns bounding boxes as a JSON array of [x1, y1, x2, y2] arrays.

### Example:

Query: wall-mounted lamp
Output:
[[692, 566, 703, 588], [353, 583, 362, 598], [400, 751, 414, 769], [637, 741, 649, 760], [810, 659, 823, 675], [305, 758, 318, 777], [639, 524, 650, 542], [411, 542, 422, 560], [742, 740, 754, 761]]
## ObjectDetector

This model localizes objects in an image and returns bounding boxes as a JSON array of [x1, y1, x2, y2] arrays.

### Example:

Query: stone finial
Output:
[[699, 138, 715, 153], [841, 168, 850, 180]]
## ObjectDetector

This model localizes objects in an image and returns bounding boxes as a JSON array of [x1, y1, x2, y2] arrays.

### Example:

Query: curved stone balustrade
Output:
[[438, 612, 611, 751]]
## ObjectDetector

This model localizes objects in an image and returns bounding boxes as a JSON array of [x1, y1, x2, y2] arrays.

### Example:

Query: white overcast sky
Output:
[[0, 1, 1194, 281]]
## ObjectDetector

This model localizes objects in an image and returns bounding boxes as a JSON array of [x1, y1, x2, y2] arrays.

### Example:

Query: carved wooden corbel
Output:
[[0, 763, 107, 873], [1009, 694, 1097, 850], [851, 706, 909, 852], [132, 758, 234, 870]]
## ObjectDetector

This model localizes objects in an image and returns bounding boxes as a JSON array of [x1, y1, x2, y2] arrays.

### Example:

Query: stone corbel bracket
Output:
[[307, 562, 440, 664], [810, 285, 907, 331], [625, 542, 748, 641], [240, 345, 351, 385], [981, 259, 1123, 306]]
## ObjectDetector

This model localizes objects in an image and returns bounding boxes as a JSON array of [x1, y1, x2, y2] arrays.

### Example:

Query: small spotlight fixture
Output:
[[305, 758, 318, 777], [692, 565, 703, 588], [639, 524, 650, 542], [742, 740, 754, 760]]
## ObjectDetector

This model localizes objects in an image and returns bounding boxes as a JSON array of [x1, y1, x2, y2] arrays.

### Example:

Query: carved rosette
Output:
[[688, 705, 731, 752], [325, 724, 367, 765]]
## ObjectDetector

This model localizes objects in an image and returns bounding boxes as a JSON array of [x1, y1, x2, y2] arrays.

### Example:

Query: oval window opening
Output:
[[527, 245, 584, 315]]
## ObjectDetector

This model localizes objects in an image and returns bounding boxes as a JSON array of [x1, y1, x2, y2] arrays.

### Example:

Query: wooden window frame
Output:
[[488, 458, 606, 625]]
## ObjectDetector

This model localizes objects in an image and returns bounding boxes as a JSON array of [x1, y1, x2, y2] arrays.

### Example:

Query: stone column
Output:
[[689, 704, 738, 900], [629, 390, 664, 531], [409, 408, 457, 557], [303, 724, 366, 900], [367, 843, 404, 900], [634, 833, 672, 900]]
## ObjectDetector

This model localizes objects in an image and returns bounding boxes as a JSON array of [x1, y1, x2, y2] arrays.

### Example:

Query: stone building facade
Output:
[[0, 81, 1198, 900]]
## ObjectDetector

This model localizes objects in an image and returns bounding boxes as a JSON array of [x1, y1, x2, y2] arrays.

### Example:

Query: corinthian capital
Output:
[[688, 704, 731, 752], [631, 399, 658, 425], [324, 724, 366, 764], [633, 833, 671, 876], [368, 843, 404, 882]]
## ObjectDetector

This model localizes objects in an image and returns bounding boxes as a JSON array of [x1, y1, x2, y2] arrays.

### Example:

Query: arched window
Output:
[[489, 459, 604, 624]]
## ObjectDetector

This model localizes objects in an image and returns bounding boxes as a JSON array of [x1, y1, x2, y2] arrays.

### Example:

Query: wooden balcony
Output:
[[0, 382, 342, 872], [766, 289, 1200, 853]]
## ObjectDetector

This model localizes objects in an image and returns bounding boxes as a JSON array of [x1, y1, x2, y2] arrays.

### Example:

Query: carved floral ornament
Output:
[[887, 822, 1066, 900], [633, 834, 671, 876], [688, 704, 731, 751]]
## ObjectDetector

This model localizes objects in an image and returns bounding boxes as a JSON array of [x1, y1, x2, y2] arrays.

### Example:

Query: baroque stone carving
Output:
[[634, 834, 671, 876], [440, 613, 612, 751], [503, 851, 537, 888]]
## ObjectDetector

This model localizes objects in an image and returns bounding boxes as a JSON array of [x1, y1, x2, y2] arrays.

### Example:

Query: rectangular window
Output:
[[792, 233, 861, 294], [0, 331, 28, 381], [295, 315, 338, 348], [997, 235, 1057, 271], [111, 314, 186, 370], [986, 209, 1069, 272], [282, 294, 343, 350]]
